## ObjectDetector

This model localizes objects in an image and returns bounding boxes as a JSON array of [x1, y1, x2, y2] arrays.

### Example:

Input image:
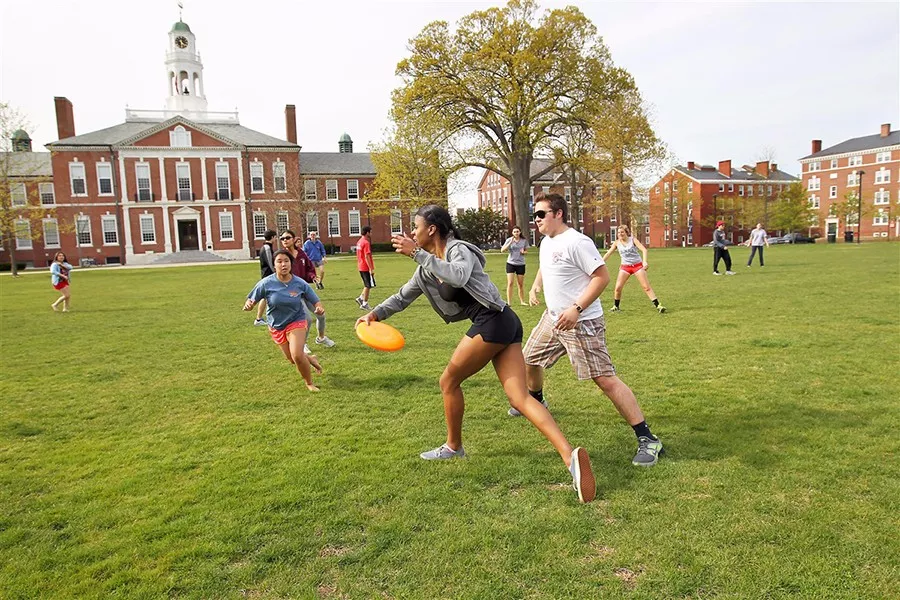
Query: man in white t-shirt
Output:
[[513, 193, 663, 467]]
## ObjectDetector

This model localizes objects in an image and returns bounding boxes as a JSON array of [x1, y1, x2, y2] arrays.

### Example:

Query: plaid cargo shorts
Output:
[[523, 311, 616, 380]]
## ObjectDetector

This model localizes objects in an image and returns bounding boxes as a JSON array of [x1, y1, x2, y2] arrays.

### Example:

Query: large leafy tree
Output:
[[392, 0, 636, 232], [454, 208, 509, 248], [771, 182, 816, 234]]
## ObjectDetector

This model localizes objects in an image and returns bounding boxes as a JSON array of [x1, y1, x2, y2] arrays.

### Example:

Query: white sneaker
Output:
[[361, 302, 371, 310], [420, 443, 465, 460], [569, 447, 596, 503], [253, 318, 266, 326], [725, 271, 736, 275], [304, 344, 312, 355], [713, 271, 721, 276], [315, 336, 336, 348], [355, 296, 364, 308]]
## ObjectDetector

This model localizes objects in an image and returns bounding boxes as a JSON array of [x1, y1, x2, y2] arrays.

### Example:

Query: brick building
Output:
[[648, 161, 798, 247], [799, 123, 899, 241]]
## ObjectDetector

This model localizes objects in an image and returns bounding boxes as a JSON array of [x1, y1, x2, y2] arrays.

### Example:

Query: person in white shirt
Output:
[[514, 193, 664, 467], [746, 223, 770, 267]]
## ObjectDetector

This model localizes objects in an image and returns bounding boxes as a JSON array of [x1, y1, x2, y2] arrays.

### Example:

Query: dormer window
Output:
[[170, 125, 192, 147]]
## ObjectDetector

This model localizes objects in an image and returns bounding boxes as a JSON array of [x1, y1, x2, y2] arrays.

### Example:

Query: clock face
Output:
[[175, 36, 189, 49]]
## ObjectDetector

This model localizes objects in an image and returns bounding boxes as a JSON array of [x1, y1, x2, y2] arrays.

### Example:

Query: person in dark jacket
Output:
[[253, 230, 277, 326], [280, 230, 335, 352], [712, 221, 736, 275]]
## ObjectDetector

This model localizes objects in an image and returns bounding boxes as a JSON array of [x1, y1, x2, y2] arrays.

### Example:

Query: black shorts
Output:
[[359, 271, 374, 288], [466, 305, 524, 345], [505, 263, 526, 276]]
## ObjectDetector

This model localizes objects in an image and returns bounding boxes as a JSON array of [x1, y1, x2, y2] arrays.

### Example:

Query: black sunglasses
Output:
[[532, 209, 555, 220], [280, 236, 294, 241]]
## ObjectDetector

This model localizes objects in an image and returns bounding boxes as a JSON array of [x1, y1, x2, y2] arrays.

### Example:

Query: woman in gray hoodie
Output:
[[356, 205, 596, 503]]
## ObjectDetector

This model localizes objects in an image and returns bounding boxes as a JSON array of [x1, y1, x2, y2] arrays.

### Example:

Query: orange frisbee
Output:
[[356, 321, 405, 352]]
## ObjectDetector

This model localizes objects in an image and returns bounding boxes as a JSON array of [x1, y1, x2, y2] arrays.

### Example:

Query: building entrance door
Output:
[[177, 220, 200, 251]]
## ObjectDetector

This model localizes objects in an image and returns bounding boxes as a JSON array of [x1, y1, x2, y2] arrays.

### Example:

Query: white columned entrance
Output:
[[172, 206, 203, 252]]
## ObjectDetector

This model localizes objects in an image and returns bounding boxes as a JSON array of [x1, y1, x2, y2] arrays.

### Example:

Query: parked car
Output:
[[767, 235, 788, 245], [780, 232, 817, 244]]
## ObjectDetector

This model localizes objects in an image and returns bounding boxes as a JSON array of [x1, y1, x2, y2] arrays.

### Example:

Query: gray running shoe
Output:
[[355, 296, 364, 308], [569, 447, 596, 503], [508, 397, 548, 417], [632, 436, 664, 467], [253, 318, 267, 326], [420, 444, 465, 460], [315, 336, 336, 347]]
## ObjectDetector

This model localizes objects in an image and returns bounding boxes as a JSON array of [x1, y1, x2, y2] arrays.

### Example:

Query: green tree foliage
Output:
[[770, 182, 816, 234], [392, 0, 650, 232], [454, 208, 509, 248]]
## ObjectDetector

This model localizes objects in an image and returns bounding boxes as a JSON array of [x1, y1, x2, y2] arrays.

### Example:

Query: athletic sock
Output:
[[529, 389, 544, 403], [651, 298, 659, 307], [632, 421, 657, 441], [614, 299, 621, 309]]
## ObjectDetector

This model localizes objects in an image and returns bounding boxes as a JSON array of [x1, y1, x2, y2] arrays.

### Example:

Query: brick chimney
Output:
[[54, 96, 75, 140], [718, 160, 731, 177], [687, 161, 695, 170], [811, 139, 822, 154], [881, 123, 891, 138], [755, 161, 770, 177], [285, 104, 297, 144]]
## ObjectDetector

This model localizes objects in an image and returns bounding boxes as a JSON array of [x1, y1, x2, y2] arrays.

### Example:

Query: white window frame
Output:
[[875, 151, 891, 163], [215, 162, 231, 200], [250, 162, 264, 193], [69, 162, 87, 196], [101, 214, 118, 245], [873, 211, 889, 226], [325, 180, 338, 200], [390, 209, 403, 235], [176, 162, 192, 201], [847, 172, 859, 187], [808, 176, 820, 191], [273, 161, 286, 193], [875, 168, 890, 184], [348, 210, 361, 236], [829, 185, 837, 199], [327, 210, 340, 237], [170, 125, 192, 147], [718, 183, 725, 192], [136, 162, 152, 201], [808, 195, 820, 209], [42, 218, 60, 248], [10, 182, 27, 207], [748, 185, 754, 196], [140, 214, 156, 244], [97, 162, 114, 196], [664, 182, 669, 192], [809, 161, 821, 172], [306, 212, 319, 235], [687, 182, 693, 193], [874, 189, 890, 205], [830, 159, 838, 169], [15, 219, 32, 249], [728, 184, 734, 192], [738, 185, 744, 196], [564, 186, 572, 202], [75, 215, 92, 246], [541, 186, 550, 196], [767, 185, 773, 196], [253, 212, 267, 239], [39, 182, 55, 205], [219, 211, 234, 241], [276, 210, 289, 233], [347, 179, 359, 200], [848, 155, 862, 167], [304, 180, 317, 200]]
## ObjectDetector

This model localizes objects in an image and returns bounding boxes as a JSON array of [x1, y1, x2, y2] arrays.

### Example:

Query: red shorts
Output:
[[53, 281, 69, 291], [269, 320, 308, 345], [620, 262, 644, 275]]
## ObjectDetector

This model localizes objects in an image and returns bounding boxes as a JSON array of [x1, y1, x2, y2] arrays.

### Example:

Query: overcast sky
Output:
[[2, 1, 898, 208]]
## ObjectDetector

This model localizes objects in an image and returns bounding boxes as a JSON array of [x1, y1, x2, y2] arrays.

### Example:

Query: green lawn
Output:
[[1, 243, 898, 599]]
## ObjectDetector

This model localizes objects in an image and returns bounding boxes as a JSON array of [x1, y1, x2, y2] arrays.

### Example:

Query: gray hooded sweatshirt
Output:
[[373, 238, 506, 324]]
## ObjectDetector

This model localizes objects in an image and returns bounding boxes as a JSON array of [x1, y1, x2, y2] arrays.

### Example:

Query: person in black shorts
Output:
[[501, 226, 529, 305], [356, 205, 596, 503]]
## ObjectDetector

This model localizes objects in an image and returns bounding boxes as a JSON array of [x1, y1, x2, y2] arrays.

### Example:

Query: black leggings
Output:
[[713, 247, 732, 272], [747, 246, 764, 266]]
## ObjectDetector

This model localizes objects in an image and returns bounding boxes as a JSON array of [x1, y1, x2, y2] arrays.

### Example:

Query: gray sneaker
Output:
[[420, 443, 465, 460], [253, 318, 267, 326], [315, 336, 336, 348], [508, 397, 548, 417], [569, 447, 596, 503], [632, 436, 664, 467]]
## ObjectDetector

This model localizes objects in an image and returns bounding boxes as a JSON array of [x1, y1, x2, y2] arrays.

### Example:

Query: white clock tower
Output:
[[165, 18, 208, 116]]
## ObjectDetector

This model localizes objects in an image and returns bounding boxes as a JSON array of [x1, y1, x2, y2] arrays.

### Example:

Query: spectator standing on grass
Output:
[[254, 230, 277, 326], [746, 223, 770, 267], [602, 224, 666, 314], [501, 226, 529, 306], [357, 204, 596, 502], [713, 221, 736, 275], [244, 250, 324, 392], [280, 230, 336, 352], [303, 231, 328, 289], [50, 251, 73, 312], [355, 226, 375, 310], [516, 193, 664, 468]]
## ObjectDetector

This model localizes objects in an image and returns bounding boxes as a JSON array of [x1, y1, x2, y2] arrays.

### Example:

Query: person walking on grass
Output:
[[513, 193, 663, 468], [357, 205, 596, 503], [355, 225, 375, 310], [50, 251, 72, 312], [303, 231, 327, 289], [602, 224, 666, 314], [244, 250, 324, 392], [746, 223, 770, 267], [501, 226, 529, 306], [713, 221, 736, 275], [254, 230, 277, 326], [280, 230, 336, 352]]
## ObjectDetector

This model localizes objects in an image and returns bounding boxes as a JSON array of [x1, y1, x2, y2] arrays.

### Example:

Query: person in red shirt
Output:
[[355, 226, 375, 310]]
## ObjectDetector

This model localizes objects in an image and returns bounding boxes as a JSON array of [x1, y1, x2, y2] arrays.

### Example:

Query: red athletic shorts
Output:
[[53, 281, 69, 291], [620, 262, 644, 275], [269, 320, 308, 345]]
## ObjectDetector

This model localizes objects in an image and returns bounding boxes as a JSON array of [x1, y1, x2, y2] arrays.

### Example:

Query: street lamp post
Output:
[[857, 170, 864, 244]]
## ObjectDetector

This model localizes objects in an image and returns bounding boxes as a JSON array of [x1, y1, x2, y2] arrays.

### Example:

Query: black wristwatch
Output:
[[573, 303, 584, 313]]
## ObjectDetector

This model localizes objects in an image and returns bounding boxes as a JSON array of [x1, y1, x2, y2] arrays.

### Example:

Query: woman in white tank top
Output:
[[602, 225, 666, 314]]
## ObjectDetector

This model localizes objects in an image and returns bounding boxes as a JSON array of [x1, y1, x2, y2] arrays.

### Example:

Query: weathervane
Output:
[[178, 1, 183, 20]]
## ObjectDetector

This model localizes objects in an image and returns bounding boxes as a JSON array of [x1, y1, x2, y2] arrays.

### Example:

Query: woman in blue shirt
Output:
[[244, 250, 325, 391], [50, 251, 73, 312]]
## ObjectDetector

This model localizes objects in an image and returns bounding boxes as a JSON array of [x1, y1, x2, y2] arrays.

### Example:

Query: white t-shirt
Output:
[[538, 227, 605, 321], [750, 228, 767, 246]]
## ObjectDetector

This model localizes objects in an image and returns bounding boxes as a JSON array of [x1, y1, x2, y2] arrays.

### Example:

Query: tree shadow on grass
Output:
[[325, 372, 430, 393]]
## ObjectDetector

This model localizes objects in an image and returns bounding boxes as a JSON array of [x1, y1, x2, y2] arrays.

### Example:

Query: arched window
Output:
[[170, 125, 192, 147]]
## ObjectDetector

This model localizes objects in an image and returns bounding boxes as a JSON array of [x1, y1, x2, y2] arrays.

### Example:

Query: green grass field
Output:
[[1, 243, 898, 599]]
